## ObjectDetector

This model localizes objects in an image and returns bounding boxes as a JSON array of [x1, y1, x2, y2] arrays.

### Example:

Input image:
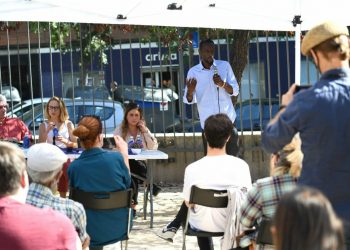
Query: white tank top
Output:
[[45, 121, 70, 148]]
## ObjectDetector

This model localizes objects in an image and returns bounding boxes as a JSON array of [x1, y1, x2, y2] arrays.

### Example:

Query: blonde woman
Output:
[[39, 96, 77, 197], [39, 96, 77, 148], [239, 136, 303, 249]]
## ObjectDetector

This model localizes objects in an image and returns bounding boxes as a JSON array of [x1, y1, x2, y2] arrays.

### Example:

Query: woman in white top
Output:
[[114, 102, 160, 208], [39, 96, 77, 148], [39, 96, 77, 198]]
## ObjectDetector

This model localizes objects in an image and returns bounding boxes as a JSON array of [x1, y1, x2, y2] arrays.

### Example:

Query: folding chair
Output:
[[182, 185, 228, 250], [69, 188, 133, 250], [256, 218, 273, 245]]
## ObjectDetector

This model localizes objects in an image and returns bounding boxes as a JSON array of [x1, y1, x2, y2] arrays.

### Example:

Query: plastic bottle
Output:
[[53, 127, 59, 146], [23, 133, 30, 149], [127, 136, 134, 148], [136, 134, 143, 149]]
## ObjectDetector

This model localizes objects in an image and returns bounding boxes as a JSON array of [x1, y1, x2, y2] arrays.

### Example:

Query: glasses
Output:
[[48, 106, 60, 111]]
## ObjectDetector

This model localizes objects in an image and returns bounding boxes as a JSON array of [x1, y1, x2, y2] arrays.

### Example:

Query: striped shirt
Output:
[[26, 182, 88, 242]]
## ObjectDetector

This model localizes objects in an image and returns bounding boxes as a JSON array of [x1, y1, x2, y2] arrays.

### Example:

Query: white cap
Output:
[[27, 143, 68, 172]]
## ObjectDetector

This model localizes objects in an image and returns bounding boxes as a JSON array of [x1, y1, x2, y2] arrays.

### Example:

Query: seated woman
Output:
[[114, 102, 161, 208], [238, 136, 303, 249], [39, 96, 77, 148], [39, 96, 77, 198], [273, 186, 344, 250], [68, 115, 131, 249]]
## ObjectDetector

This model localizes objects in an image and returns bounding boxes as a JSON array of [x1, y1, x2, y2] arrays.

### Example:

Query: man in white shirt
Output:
[[184, 39, 240, 156], [184, 114, 251, 249], [157, 114, 251, 249]]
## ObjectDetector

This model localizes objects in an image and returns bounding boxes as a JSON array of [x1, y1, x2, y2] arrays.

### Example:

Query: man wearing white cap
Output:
[[262, 21, 350, 248], [0, 141, 80, 250], [26, 143, 90, 249]]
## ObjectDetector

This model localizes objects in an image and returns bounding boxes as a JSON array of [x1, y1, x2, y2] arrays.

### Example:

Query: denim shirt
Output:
[[262, 68, 350, 221]]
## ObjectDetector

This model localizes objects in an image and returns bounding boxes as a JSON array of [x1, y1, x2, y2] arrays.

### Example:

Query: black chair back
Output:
[[256, 218, 273, 245], [69, 188, 133, 210], [189, 185, 228, 208]]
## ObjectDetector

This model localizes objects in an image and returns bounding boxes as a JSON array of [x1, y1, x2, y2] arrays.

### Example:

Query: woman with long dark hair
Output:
[[114, 102, 161, 208], [273, 186, 344, 250]]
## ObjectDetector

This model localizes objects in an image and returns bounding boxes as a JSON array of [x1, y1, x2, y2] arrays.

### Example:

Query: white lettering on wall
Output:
[[145, 53, 177, 62]]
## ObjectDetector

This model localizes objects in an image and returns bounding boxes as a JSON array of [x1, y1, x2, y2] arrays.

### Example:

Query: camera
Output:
[[294, 84, 311, 94]]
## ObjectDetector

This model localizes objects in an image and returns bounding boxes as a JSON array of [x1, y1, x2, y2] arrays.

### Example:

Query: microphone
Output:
[[213, 66, 219, 90], [53, 127, 58, 146]]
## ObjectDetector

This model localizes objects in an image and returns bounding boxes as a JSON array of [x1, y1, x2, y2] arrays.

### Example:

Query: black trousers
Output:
[[169, 202, 213, 250], [129, 159, 147, 204], [202, 126, 239, 157]]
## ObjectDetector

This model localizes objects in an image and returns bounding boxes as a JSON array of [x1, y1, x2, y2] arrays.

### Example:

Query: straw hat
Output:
[[301, 21, 349, 56]]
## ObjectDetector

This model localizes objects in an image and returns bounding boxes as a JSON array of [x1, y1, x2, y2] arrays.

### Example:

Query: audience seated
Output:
[[239, 136, 303, 249], [26, 143, 90, 249], [158, 113, 252, 249], [68, 115, 131, 249], [272, 186, 344, 250], [0, 141, 80, 250], [0, 94, 31, 142]]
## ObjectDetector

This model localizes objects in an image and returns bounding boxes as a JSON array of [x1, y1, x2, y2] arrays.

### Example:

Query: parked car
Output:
[[19, 99, 124, 135], [65, 85, 112, 100], [235, 98, 279, 131], [1, 85, 21, 106], [115, 85, 179, 132], [165, 98, 279, 133]]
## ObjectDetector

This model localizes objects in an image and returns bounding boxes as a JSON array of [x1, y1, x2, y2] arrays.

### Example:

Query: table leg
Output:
[[149, 162, 154, 228]]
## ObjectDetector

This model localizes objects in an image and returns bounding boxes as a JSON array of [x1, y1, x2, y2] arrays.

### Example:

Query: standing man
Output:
[[184, 39, 240, 156], [0, 94, 31, 142], [261, 21, 350, 248], [0, 141, 81, 250]]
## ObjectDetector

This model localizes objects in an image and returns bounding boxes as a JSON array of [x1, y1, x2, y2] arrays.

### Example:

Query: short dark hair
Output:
[[204, 113, 233, 149], [199, 39, 215, 50], [0, 142, 26, 196]]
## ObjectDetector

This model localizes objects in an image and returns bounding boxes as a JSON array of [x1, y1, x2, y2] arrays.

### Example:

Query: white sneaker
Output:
[[156, 224, 178, 243]]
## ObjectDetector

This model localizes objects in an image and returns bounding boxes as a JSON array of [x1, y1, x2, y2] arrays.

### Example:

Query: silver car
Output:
[[20, 99, 124, 135]]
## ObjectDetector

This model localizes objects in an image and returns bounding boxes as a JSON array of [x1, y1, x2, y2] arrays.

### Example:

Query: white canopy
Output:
[[1, 0, 350, 83], [1, 0, 349, 31]]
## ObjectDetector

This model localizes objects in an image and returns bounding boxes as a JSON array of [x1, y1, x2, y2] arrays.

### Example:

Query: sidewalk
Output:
[[127, 184, 222, 250]]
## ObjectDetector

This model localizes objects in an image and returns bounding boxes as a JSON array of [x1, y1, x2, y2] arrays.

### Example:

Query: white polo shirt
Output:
[[183, 59, 239, 128], [183, 155, 252, 232]]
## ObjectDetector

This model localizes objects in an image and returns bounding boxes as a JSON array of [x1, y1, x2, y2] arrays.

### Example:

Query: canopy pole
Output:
[[293, 15, 302, 85]]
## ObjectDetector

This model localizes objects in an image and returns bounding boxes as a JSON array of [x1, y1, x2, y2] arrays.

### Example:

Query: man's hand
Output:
[[281, 84, 297, 106], [186, 78, 197, 102], [268, 83, 297, 126], [213, 74, 224, 87]]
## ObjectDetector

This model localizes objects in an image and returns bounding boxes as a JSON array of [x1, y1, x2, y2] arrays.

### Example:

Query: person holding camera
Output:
[[261, 21, 350, 249], [184, 39, 240, 157]]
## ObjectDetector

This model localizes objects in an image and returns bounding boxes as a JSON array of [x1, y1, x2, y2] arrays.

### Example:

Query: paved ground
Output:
[[127, 184, 222, 250]]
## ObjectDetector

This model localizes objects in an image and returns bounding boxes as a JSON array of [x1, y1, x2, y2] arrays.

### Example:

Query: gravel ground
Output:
[[127, 184, 222, 250]]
